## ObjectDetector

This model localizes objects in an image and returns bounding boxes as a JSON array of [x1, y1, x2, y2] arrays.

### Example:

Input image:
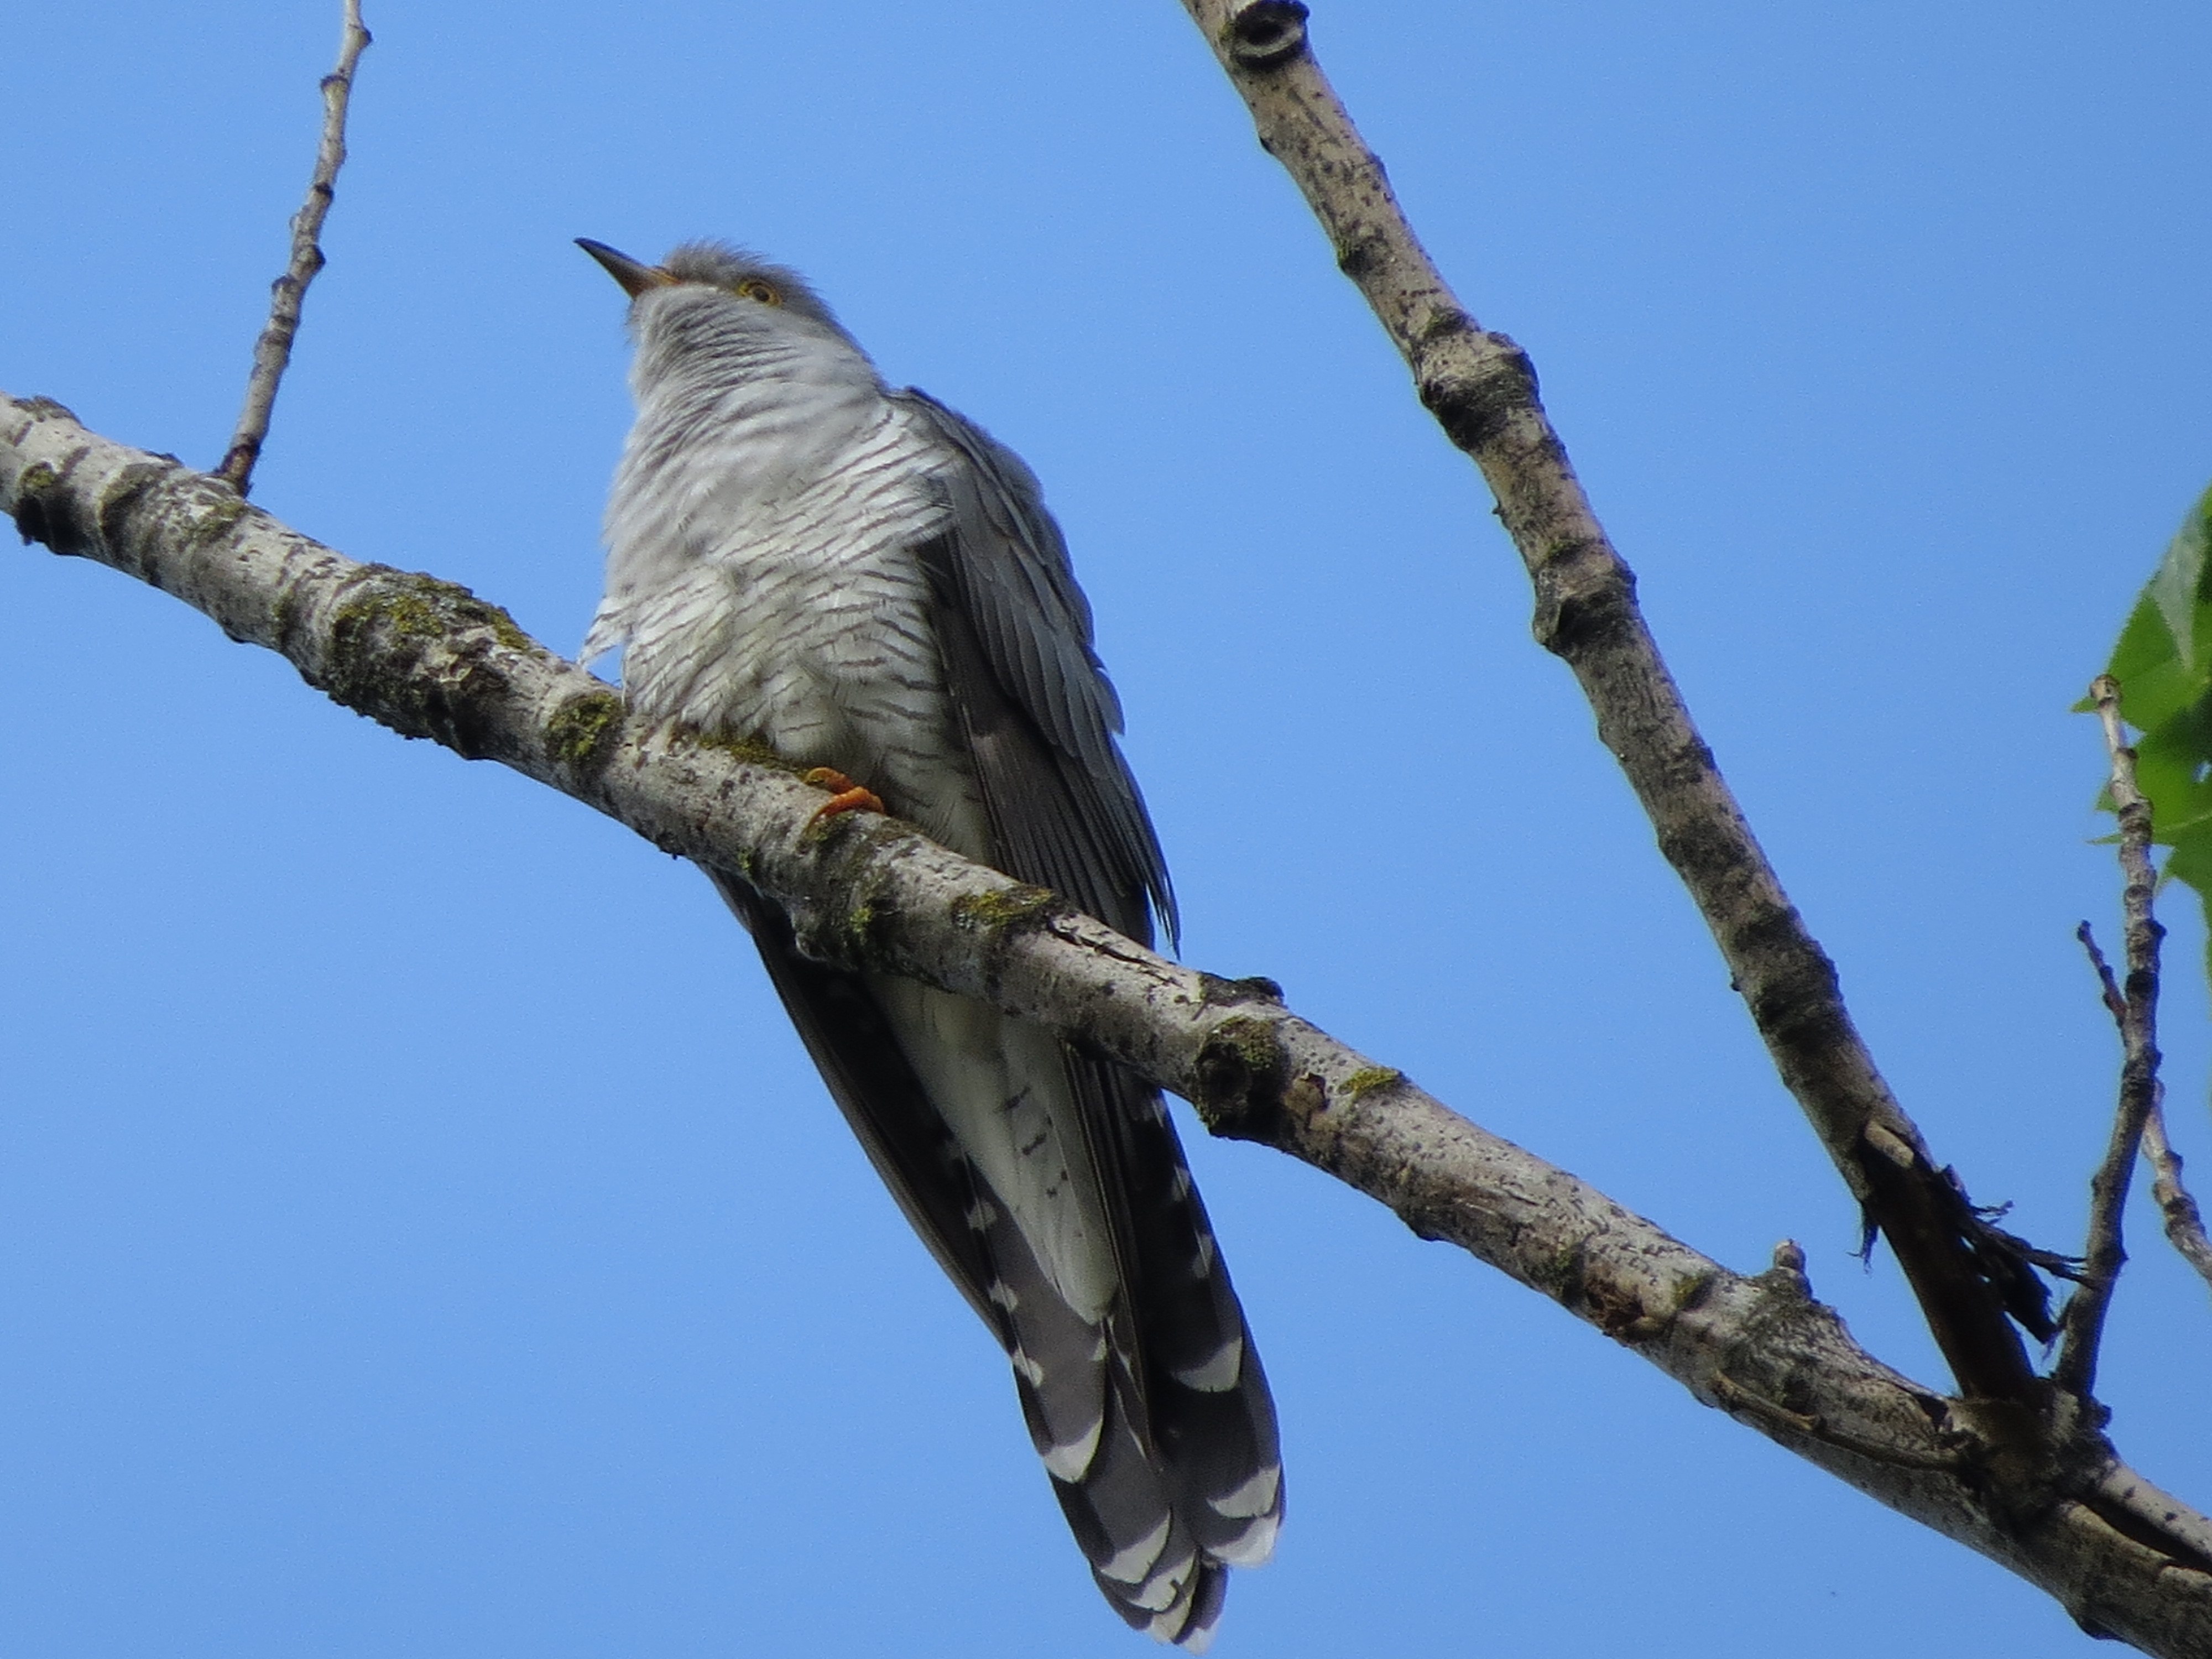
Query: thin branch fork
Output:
[[213, 0, 371, 496], [2058, 678, 2173, 1395], [1176, 0, 2043, 1405], [7, 391, 2212, 1656]]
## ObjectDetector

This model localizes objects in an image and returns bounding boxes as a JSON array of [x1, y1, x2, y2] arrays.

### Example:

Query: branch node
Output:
[[1765, 1238, 1814, 1300], [1224, 1, 1310, 69], [1416, 333, 1540, 455], [1863, 1120, 1917, 1169], [1198, 972, 1286, 1006], [11, 459, 62, 548], [1192, 1015, 1290, 1142]]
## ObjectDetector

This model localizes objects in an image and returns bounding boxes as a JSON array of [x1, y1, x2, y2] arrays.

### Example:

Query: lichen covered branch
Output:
[[213, 0, 372, 495], [1171, 0, 2053, 1406], [7, 390, 2212, 1658]]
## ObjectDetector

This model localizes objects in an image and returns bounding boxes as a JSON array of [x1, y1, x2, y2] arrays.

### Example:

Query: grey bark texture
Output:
[[1173, 0, 2049, 1407], [7, 390, 2212, 1655]]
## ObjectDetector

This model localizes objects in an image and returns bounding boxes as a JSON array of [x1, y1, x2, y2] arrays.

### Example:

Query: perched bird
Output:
[[576, 238, 1282, 1647]]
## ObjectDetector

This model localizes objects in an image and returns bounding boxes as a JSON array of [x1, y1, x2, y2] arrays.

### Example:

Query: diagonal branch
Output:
[[1173, 0, 2046, 1405], [2073, 698, 2212, 1306], [213, 0, 372, 495], [7, 389, 2212, 1658], [2057, 677, 2167, 1396]]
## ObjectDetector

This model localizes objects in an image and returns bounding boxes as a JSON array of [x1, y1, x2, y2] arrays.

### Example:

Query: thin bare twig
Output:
[[2077, 920, 2127, 1024], [213, 0, 371, 495], [1176, 0, 2046, 1404], [2056, 676, 2167, 1396], [2076, 922, 2209, 1296], [2142, 1103, 2212, 1300]]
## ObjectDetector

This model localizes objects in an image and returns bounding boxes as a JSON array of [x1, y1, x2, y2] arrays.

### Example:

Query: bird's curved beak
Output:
[[576, 238, 676, 298]]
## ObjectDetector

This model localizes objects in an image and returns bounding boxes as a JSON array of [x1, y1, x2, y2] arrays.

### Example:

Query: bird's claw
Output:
[[803, 767, 886, 822]]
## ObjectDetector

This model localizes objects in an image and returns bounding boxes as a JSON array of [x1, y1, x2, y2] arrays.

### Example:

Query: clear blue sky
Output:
[[6, 3, 2210, 1654]]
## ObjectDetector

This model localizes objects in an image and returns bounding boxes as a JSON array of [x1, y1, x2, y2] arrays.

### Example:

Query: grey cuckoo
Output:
[[576, 238, 1282, 1647]]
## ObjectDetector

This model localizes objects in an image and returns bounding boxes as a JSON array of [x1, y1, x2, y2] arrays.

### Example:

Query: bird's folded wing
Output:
[[895, 388, 1176, 946], [901, 401, 1285, 1613]]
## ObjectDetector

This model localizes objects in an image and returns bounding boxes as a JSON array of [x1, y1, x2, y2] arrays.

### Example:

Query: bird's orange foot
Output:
[[802, 767, 886, 823]]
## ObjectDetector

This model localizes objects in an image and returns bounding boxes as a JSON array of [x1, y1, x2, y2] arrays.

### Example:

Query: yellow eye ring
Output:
[[735, 278, 782, 306]]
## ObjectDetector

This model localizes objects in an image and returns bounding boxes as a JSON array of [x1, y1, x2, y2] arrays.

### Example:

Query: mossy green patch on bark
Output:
[[332, 568, 536, 656], [11, 460, 59, 506], [689, 728, 797, 773], [1192, 1014, 1290, 1143], [950, 883, 1062, 937], [546, 687, 626, 775], [1342, 1065, 1402, 1100], [1671, 1269, 1720, 1314], [186, 491, 249, 547], [793, 831, 913, 969], [1536, 1241, 1587, 1301], [10, 460, 62, 547], [320, 567, 544, 758]]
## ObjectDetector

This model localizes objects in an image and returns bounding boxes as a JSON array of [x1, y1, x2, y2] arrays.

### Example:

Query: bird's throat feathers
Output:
[[633, 281, 878, 405], [623, 283, 891, 498]]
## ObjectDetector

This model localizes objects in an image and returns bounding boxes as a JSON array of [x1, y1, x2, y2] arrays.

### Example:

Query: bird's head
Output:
[[576, 237, 860, 362]]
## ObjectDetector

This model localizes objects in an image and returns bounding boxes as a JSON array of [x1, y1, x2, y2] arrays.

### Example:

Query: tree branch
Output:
[[2057, 677, 2168, 1396], [1172, 0, 2048, 1405], [2142, 1103, 2212, 1301], [7, 390, 2212, 1656], [213, 0, 371, 495]]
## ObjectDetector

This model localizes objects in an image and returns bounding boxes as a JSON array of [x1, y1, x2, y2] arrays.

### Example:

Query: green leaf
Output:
[[2098, 483, 2212, 722], [2147, 487, 2211, 671], [2091, 480, 2212, 985], [2104, 593, 2203, 729]]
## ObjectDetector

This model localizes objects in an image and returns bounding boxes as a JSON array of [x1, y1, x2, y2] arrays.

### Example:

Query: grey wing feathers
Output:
[[897, 389, 1177, 946], [902, 395, 1281, 1645]]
